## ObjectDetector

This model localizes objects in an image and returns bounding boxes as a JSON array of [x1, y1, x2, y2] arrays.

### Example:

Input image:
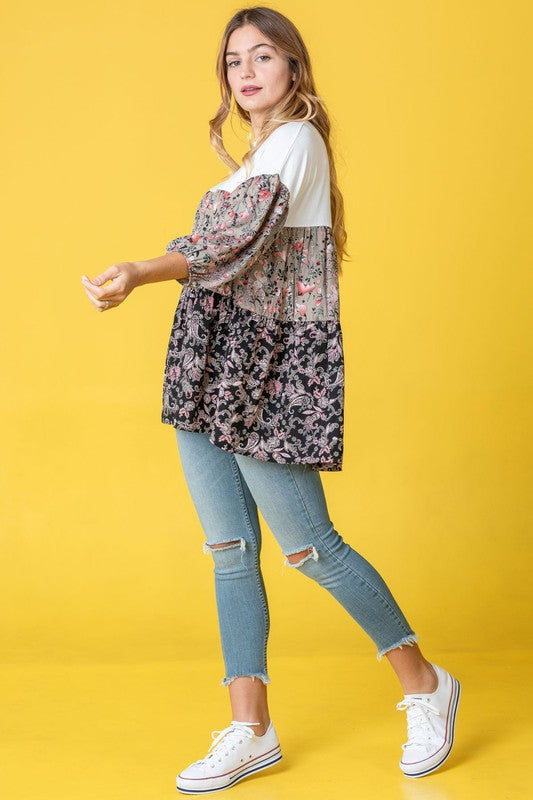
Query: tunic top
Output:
[[161, 119, 345, 471]]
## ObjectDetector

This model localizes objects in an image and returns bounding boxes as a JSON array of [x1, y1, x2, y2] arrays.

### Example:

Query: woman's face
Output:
[[225, 24, 295, 137]]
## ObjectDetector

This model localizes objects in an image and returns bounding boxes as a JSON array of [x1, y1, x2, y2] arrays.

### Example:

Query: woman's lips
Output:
[[241, 87, 261, 95]]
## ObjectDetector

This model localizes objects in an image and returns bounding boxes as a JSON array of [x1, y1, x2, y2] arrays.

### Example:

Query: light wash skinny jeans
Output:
[[175, 428, 419, 687]]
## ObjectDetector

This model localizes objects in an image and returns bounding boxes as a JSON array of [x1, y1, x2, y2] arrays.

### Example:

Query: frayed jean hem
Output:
[[376, 633, 419, 662], [221, 673, 271, 687]]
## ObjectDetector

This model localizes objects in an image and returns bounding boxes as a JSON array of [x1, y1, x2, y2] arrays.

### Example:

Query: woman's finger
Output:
[[82, 274, 124, 302], [82, 283, 100, 307], [82, 283, 115, 311], [88, 264, 120, 287], [81, 275, 109, 300]]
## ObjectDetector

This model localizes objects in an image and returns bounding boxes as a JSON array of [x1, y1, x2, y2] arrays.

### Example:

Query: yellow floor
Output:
[[1, 650, 528, 799]]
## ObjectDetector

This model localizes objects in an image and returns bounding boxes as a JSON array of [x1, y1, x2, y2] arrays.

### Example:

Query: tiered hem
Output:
[[161, 285, 344, 472]]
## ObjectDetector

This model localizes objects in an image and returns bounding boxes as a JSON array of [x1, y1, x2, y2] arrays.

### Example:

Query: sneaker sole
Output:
[[401, 677, 461, 778], [176, 747, 282, 794]]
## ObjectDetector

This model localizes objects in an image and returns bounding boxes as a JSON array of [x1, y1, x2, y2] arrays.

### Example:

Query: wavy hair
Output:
[[208, 6, 350, 272]]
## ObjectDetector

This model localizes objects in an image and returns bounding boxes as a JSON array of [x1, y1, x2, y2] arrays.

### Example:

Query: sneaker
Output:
[[176, 719, 282, 794], [396, 662, 461, 777]]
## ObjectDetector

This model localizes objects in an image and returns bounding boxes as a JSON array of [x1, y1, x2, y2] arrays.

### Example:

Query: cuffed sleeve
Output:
[[166, 173, 290, 290]]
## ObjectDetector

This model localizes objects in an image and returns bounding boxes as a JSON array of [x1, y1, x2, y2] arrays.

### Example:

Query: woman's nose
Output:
[[240, 62, 254, 80]]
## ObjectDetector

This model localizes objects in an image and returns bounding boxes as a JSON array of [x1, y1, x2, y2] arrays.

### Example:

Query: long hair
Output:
[[208, 6, 350, 272]]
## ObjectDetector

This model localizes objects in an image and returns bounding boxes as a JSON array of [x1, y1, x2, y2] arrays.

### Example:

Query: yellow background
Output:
[[1, 1, 531, 798]]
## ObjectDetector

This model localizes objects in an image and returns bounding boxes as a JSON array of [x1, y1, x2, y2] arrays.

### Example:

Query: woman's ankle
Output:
[[401, 662, 438, 694], [232, 716, 270, 736]]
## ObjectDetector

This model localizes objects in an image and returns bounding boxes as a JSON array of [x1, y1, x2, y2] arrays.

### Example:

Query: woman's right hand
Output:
[[81, 261, 140, 312]]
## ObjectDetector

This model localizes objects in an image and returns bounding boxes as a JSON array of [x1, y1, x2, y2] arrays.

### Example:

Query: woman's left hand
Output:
[[81, 261, 140, 312]]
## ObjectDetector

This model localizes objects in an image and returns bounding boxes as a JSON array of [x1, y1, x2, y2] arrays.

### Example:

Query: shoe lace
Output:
[[196, 720, 261, 765], [396, 697, 442, 751]]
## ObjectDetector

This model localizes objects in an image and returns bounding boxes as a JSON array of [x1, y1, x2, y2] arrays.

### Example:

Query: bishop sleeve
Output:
[[166, 173, 290, 290]]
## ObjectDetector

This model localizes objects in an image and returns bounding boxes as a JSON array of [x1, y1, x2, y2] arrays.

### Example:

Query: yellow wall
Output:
[[1, 0, 531, 665]]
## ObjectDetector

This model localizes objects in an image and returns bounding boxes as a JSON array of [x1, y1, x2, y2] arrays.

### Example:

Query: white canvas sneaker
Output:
[[176, 719, 282, 794], [396, 662, 461, 777]]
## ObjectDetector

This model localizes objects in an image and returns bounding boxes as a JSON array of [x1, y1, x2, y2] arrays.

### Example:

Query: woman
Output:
[[81, 6, 460, 793]]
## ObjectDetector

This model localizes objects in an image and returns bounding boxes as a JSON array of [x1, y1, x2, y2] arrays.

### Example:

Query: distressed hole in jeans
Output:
[[203, 538, 246, 564], [204, 540, 242, 551], [284, 545, 319, 568]]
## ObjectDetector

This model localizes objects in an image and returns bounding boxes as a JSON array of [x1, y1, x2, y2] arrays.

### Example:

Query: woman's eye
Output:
[[226, 55, 270, 68]]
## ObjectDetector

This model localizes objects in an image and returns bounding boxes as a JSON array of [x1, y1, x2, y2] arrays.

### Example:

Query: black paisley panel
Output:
[[161, 286, 344, 472]]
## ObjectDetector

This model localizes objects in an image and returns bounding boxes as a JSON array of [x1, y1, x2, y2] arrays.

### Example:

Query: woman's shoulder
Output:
[[249, 120, 326, 188], [259, 119, 326, 164], [207, 120, 326, 195]]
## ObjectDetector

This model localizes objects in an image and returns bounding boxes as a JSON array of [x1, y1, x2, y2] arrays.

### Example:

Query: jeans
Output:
[[175, 428, 419, 687]]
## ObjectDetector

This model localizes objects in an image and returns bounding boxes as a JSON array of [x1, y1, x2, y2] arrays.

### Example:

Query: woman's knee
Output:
[[202, 537, 249, 569], [284, 545, 319, 568], [207, 540, 242, 550]]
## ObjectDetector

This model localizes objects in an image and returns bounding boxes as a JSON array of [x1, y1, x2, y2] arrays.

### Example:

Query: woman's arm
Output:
[[80, 251, 189, 312], [132, 251, 189, 285]]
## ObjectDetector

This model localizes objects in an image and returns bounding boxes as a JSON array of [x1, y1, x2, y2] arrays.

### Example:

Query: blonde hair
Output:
[[208, 6, 350, 273]]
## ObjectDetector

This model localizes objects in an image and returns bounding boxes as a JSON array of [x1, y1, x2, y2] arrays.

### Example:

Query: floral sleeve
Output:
[[166, 173, 290, 290]]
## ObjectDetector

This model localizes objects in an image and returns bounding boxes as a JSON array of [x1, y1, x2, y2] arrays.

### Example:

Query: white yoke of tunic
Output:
[[161, 119, 345, 471]]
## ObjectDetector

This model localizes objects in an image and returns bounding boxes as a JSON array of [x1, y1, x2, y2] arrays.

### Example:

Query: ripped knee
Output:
[[204, 540, 243, 552], [202, 538, 247, 566], [284, 545, 319, 568]]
